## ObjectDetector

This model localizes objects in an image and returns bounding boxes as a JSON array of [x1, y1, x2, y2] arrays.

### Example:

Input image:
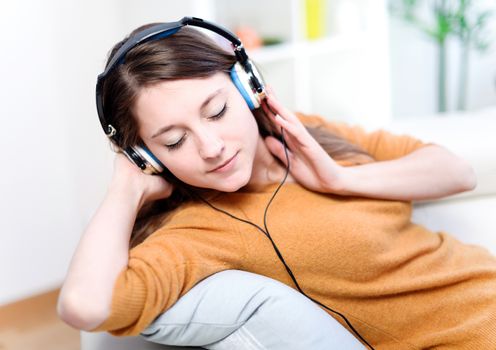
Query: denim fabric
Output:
[[140, 270, 364, 349]]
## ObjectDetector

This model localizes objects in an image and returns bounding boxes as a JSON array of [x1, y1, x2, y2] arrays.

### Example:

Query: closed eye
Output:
[[165, 136, 185, 151], [165, 103, 228, 151], [209, 103, 228, 120]]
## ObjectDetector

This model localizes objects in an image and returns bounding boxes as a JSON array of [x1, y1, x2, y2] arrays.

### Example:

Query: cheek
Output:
[[164, 152, 196, 172], [230, 90, 259, 131], [244, 112, 261, 144], [161, 157, 201, 185], [146, 146, 194, 178]]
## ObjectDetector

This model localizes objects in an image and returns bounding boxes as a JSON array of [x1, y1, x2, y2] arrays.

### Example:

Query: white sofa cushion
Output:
[[386, 106, 496, 200], [413, 195, 496, 255]]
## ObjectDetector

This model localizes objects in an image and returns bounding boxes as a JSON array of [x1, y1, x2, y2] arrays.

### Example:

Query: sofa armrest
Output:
[[413, 195, 496, 255], [81, 330, 195, 350], [387, 107, 496, 201], [388, 107, 496, 255]]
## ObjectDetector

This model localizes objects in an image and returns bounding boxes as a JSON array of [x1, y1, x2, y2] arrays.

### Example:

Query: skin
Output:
[[134, 72, 297, 193]]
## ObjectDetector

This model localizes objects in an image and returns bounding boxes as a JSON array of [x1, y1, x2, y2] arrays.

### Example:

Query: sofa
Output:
[[81, 106, 496, 350]]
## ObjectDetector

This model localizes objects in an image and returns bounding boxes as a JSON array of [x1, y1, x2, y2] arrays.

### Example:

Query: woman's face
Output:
[[134, 72, 262, 192]]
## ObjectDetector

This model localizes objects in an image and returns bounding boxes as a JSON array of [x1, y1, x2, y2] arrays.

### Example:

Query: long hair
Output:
[[101, 25, 374, 248]]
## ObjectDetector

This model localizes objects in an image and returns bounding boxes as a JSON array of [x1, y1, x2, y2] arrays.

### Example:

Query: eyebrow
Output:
[[151, 88, 224, 139]]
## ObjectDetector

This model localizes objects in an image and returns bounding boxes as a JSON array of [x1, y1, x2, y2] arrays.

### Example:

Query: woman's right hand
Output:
[[58, 151, 172, 329], [109, 152, 174, 208]]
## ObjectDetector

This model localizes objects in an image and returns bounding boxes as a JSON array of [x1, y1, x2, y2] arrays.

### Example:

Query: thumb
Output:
[[265, 136, 291, 166]]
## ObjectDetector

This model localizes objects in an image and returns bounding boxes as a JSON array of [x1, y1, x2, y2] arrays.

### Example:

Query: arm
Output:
[[262, 95, 476, 201], [335, 144, 477, 201], [57, 154, 172, 330]]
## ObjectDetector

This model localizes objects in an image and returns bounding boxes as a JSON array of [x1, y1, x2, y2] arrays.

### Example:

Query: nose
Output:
[[197, 129, 225, 160]]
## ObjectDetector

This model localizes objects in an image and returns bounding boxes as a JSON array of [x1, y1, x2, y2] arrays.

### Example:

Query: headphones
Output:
[[96, 16, 267, 175]]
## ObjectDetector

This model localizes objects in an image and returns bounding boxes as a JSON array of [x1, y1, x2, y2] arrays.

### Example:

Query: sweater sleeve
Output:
[[295, 112, 433, 161], [88, 205, 244, 336]]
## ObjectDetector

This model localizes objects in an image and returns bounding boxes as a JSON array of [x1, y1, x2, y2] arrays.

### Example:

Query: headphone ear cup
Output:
[[230, 62, 262, 110], [123, 144, 165, 175]]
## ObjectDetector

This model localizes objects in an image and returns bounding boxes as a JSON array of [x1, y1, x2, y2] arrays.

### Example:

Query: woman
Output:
[[57, 21, 496, 349]]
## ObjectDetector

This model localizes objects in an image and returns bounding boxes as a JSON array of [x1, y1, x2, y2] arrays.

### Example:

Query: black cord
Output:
[[197, 128, 375, 350]]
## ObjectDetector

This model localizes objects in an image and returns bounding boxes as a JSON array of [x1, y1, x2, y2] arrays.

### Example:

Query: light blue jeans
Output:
[[140, 270, 365, 350]]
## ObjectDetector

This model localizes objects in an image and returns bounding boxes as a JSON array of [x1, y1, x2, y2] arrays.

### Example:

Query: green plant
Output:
[[452, 0, 493, 110], [389, 0, 493, 112]]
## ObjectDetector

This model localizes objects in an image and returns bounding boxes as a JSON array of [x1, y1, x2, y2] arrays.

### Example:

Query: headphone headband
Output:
[[99, 17, 247, 82], [96, 16, 251, 140]]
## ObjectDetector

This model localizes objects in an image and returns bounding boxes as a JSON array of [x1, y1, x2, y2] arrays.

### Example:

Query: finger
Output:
[[266, 94, 299, 123], [264, 136, 292, 167], [262, 96, 309, 150], [262, 104, 294, 150], [280, 129, 305, 156], [261, 98, 276, 119], [262, 104, 301, 152], [265, 84, 277, 98], [266, 100, 308, 143], [271, 113, 304, 143]]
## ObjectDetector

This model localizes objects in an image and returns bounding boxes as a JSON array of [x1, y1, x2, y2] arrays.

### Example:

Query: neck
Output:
[[245, 135, 293, 191]]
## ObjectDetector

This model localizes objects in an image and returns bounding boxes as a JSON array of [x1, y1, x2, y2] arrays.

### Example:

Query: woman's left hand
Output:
[[262, 93, 345, 194]]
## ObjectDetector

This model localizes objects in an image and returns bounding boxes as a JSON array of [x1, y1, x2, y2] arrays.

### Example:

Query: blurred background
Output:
[[0, 0, 495, 346]]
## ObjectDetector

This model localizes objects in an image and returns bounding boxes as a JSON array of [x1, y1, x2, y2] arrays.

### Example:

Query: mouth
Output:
[[208, 151, 239, 173]]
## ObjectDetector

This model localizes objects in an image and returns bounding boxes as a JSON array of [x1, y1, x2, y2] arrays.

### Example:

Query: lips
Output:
[[208, 152, 238, 173]]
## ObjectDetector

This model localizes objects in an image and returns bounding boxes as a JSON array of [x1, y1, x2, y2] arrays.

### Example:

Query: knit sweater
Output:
[[90, 114, 496, 349]]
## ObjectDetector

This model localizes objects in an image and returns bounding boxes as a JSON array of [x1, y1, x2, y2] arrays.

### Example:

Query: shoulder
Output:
[[140, 198, 239, 244], [294, 111, 428, 161]]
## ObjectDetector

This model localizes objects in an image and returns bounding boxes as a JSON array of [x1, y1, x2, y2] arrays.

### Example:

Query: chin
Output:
[[215, 180, 249, 193], [214, 173, 252, 193]]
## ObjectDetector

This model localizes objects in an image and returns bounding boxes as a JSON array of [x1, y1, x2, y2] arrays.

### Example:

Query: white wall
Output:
[[0, 0, 121, 305], [120, 0, 205, 28], [0, 0, 206, 307], [389, 5, 496, 118]]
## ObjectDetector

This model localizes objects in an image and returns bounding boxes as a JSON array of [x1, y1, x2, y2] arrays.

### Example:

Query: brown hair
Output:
[[101, 24, 373, 248]]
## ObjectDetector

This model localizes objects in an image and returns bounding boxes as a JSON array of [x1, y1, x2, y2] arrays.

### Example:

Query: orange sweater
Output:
[[91, 115, 496, 349]]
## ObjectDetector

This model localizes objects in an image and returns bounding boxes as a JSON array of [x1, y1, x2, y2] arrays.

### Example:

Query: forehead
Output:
[[134, 72, 231, 135]]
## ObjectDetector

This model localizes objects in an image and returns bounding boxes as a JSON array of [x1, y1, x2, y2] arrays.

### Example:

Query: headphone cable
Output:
[[197, 128, 375, 350]]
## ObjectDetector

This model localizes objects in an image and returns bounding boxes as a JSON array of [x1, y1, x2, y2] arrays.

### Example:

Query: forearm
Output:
[[336, 145, 477, 201], [57, 183, 143, 330]]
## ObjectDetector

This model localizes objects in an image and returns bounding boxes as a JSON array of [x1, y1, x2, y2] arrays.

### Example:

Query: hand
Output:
[[109, 152, 174, 207], [261, 93, 345, 194]]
